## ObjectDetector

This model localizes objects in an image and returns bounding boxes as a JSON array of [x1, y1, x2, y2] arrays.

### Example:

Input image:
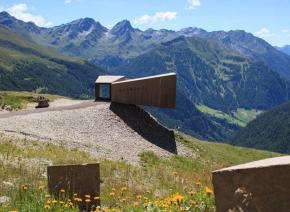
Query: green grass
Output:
[[196, 104, 259, 127], [0, 91, 66, 110], [234, 108, 261, 125], [0, 133, 281, 211]]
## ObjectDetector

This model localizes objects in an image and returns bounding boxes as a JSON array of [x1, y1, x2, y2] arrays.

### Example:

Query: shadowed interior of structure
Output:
[[110, 102, 177, 153]]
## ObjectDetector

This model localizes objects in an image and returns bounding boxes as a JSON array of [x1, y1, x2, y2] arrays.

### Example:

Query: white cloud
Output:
[[65, 0, 80, 4], [134, 11, 177, 25], [255, 27, 273, 37], [7, 3, 52, 27], [187, 0, 201, 9], [281, 29, 289, 33]]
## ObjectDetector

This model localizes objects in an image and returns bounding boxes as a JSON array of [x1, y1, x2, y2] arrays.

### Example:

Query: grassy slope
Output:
[[0, 132, 280, 211], [0, 91, 66, 109], [196, 104, 259, 127], [0, 25, 105, 98]]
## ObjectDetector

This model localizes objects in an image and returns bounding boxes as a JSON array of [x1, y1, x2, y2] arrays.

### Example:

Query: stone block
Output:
[[212, 156, 290, 212], [47, 163, 100, 210]]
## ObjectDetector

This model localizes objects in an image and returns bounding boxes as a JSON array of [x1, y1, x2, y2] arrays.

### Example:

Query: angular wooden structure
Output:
[[112, 73, 176, 108], [95, 73, 176, 108], [212, 156, 290, 212], [47, 163, 100, 210]]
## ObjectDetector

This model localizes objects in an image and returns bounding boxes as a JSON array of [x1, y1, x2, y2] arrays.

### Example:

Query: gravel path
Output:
[[0, 102, 193, 163]]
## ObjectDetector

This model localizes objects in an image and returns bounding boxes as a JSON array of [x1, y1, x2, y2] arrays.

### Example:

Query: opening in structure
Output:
[[99, 84, 110, 99]]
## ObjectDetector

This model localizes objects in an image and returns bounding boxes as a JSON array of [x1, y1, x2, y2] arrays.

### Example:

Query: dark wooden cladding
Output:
[[111, 73, 176, 108]]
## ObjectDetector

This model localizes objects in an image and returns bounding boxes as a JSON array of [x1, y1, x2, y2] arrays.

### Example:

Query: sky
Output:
[[0, 0, 289, 47]]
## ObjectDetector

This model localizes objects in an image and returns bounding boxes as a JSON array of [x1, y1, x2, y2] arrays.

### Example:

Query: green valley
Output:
[[114, 36, 290, 141], [196, 104, 260, 127]]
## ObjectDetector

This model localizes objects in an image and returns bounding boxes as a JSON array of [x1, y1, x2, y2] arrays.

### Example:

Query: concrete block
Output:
[[212, 156, 290, 212], [47, 163, 100, 209]]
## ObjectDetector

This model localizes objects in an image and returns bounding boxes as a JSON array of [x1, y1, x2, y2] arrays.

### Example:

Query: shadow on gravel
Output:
[[110, 102, 177, 154]]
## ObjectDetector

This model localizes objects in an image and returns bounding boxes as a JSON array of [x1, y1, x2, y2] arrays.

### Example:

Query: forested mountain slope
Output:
[[232, 101, 290, 153], [0, 25, 105, 98]]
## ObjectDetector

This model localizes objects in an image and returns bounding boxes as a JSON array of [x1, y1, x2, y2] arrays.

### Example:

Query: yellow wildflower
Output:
[[172, 171, 178, 176], [59, 201, 64, 204], [205, 186, 213, 194], [188, 191, 195, 196], [195, 181, 201, 186], [85, 199, 91, 203], [60, 189, 65, 193], [44, 205, 50, 209], [121, 187, 127, 192], [52, 200, 58, 204], [85, 194, 91, 199], [136, 194, 142, 199], [94, 196, 100, 200], [9, 210, 19, 212], [109, 192, 115, 196], [22, 186, 28, 190], [73, 193, 78, 196], [171, 194, 184, 203]]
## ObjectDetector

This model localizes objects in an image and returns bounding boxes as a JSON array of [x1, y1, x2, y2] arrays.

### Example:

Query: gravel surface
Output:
[[0, 102, 193, 164], [25, 99, 88, 110]]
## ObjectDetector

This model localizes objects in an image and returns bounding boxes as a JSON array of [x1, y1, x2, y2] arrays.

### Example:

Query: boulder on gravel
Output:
[[35, 96, 49, 108]]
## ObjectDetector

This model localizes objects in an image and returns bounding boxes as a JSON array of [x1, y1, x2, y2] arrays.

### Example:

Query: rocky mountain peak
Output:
[[0, 11, 12, 19], [179, 27, 207, 36], [110, 20, 134, 36]]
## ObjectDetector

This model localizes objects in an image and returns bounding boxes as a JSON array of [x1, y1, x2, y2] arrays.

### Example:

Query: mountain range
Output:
[[1, 11, 290, 79], [276, 45, 290, 56], [1, 11, 290, 142], [0, 24, 104, 98]]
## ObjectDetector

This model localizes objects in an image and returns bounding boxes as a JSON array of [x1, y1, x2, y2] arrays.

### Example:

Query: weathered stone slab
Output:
[[212, 156, 290, 212], [47, 163, 100, 209]]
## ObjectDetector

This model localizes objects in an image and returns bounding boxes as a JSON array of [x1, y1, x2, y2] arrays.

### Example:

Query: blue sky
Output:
[[0, 0, 289, 46]]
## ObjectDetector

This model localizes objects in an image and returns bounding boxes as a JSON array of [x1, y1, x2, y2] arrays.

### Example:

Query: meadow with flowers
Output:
[[0, 133, 280, 211]]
